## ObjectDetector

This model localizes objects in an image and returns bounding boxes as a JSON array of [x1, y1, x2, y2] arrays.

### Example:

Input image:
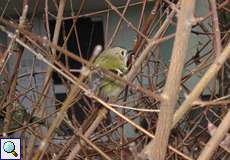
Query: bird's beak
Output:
[[127, 50, 133, 55]]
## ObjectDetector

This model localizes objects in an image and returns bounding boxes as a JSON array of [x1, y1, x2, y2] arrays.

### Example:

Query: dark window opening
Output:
[[49, 17, 104, 84]]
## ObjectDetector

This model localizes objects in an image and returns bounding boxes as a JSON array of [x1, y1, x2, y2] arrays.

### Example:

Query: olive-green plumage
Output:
[[91, 47, 128, 99], [94, 47, 128, 74]]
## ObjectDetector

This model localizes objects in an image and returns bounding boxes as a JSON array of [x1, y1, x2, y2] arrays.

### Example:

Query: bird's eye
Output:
[[120, 50, 126, 57]]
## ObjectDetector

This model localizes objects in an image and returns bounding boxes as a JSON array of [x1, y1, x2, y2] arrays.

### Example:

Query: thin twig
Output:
[[173, 41, 230, 126], [197, 110, 230, 160]]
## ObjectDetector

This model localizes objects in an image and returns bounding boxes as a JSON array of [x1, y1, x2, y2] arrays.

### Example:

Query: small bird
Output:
[[93, 47, 128, 74], [91, 47, 128, 99], [68, 47, 129, 134]]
